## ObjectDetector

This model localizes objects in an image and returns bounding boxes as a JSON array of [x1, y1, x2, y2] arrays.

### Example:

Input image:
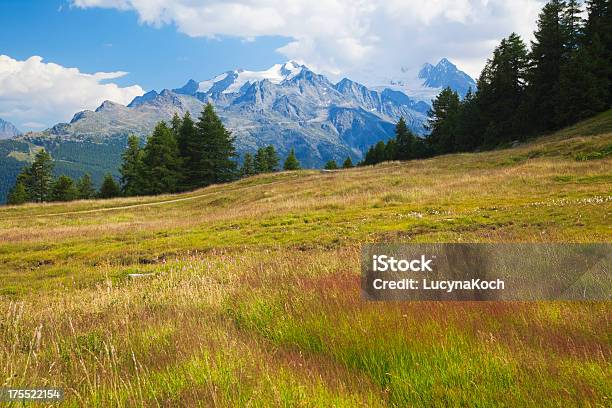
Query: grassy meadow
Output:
[[0, 111, 611, 406]]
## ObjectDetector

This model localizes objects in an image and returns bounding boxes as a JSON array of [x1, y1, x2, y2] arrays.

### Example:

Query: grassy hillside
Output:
[[0, 111, 610, 406]]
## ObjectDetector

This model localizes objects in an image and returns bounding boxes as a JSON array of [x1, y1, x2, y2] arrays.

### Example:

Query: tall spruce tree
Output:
[[394, 117, 416, 160], [283, 148, 301, 170], [481, 33, 529, 143], [241, 153, 256, 177], [27, 149, 54, 203], [7, 182, 29, 205], [141, 121, 182, 194], [76, 174, 96, 199], [170, 113, 182, 138], [526, 0, 568, 131], [342, 157, 354, 168], [583, 0, 612, 105], [192, 103, 237, 186], [120, 135, 144, 196], [265, 145, 280, 171], [51, 175, 77, 202], [176, 111, 198, 189], [426, 87, 461, 153], [254, 147, 269, 173], [99, 174, 121, 199]]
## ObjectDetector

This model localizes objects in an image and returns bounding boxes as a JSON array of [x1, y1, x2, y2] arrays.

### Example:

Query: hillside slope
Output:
[[0, 111, 610, 406]]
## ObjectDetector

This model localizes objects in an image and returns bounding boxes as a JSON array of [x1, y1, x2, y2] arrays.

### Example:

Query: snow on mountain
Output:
[[12, 61, 431, 171], [196, 61, 306, 94], [352, 58, 476, 103]]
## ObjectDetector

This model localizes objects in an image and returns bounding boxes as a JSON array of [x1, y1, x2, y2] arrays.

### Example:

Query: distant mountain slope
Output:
[[418, 58, 477, 97], [356, 58, 476, 102], [8, 62, 428, 165], [0, 118, 20, 139], [0, 59, 475, 203]]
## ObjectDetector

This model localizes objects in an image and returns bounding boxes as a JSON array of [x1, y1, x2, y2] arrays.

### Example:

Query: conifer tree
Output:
[[283, 148, 301, 170], [177, 111, 196, 170], [583, 0, 612, 105], [99, 174, 121, 199], [241, 153, 256, 177], [170, 113, 182, 138], [265, 145, 280, 171], [51, 175, 77, 202], [426, 87, 461, 153], [363, 141, 388, 165], [192, 104, 237, 185], [394, 117, 416, 160], [76, 173, 96, 199], [120, 135, 144, 196], [483, 33, 529, 142], [324, 160, 338, 170], [7, 182, 29, 205], [141, 121, 182, 194], [526, 0, 568, 131], [27, 149, 54, 202], [342, 157, 354, 168], [254, 147, 269, 173]]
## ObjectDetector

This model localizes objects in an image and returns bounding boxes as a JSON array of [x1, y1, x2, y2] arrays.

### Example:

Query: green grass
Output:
[[0, 112, 611, 406]]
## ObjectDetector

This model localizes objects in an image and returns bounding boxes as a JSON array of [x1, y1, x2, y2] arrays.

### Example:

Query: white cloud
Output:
[[0, 55, 143, 132], [72, 0, 546, 79]]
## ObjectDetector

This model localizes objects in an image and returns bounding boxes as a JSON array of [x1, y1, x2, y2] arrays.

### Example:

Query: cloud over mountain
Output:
[[71, 0, 546, 78], [0, 55, 144, 131]]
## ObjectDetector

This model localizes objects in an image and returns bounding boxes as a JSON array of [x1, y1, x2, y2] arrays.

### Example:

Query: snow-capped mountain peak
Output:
[[195, 61, 307, 94], [353, 58, 476, 102]]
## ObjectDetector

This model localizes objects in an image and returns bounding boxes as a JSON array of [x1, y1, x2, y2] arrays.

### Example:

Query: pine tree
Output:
[[324, 160, 338, 170], [583, 0, 612, 105], [265, 145, 280, 171], [141, 121, 182, 194], [28, 149, 54, 202], [193, 103, 237, 185], [487, 33, 529, 142], [120, 135, 144, 196], [76, 174, 96, 199], [426, 87, 461, 153], [342, 157, 354, 168], [170, 113, 182, 139], [241, 153, 256, 177], [254, 147, 269, 173], [562, 0, 584, 52], [363, 141, 388, 165], [99, 174, 121, 199], [7, 182, 29, 205], [384, 139, 397, 161], [177, 111, 197, 187], [283, 148, 301, 170], [526, 0, 568, 131], [455, 89, 485, 151], [394, 117, 416, 160], [51, 175, 77, 202]]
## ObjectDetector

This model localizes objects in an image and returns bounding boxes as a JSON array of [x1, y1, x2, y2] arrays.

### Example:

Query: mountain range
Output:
[[0, 118, 20, 140], [0, 59, 475, 203]]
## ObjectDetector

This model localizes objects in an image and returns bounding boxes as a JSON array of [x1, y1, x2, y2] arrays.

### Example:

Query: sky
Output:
[[0, 0, 547, 132]]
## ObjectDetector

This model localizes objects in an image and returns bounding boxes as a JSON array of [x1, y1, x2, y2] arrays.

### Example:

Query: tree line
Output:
[[7, 103, 308, 205], [7, 149, 100, 204], [360, 0, 611, 165], [427, 0, 611, 154]]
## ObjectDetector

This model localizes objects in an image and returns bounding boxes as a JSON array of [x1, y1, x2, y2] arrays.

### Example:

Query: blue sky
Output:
[[0, 0, 546, 131], [0, 0, 290, 91]]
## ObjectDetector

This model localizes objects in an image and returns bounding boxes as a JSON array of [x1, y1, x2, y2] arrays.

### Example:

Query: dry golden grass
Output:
[[0, 112, 611, 406]]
